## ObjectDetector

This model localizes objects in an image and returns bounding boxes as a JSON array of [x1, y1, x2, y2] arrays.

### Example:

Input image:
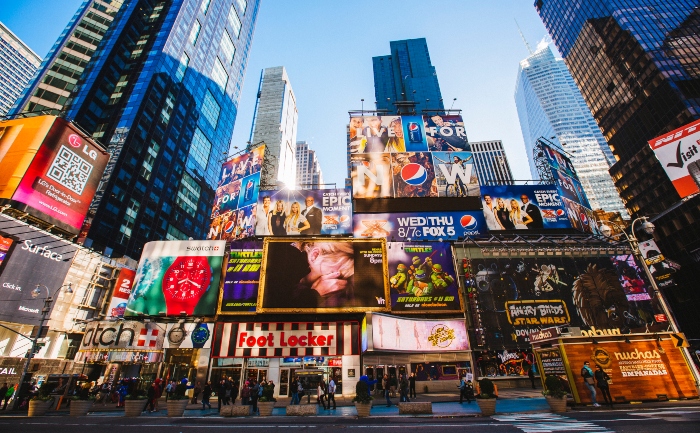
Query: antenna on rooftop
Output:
[[515, 19, 533, 55]]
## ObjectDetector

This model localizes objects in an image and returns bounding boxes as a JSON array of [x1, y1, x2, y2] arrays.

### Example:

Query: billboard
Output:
[[258, 238, 389, 313], [542, 143, 577, 179], [0, 213, 79, 325], [0, 233, 16, 274], [353, 211, 486, 241], [469, 256, 660, 348], [255, 188, 352, 236], [0, 116, 109, 234], [207, 145, 265, 241], [106, 267, 136, 319], [387, 242, 462, 313], [480, 185, 571, 230], [648, 118, 700, 198], [561, 197, 600, 235], [552, 170, 591, 209], [164, 322, 212, 349], [368, 313, 469, 352], [125, 240, 226, 317], [219, 240, 263, 314]]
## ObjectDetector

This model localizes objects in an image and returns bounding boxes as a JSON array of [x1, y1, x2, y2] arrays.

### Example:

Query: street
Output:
[[1, 406, 699, 432]]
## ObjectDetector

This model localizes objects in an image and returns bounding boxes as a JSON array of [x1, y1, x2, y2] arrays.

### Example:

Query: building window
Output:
[[235, 0, 247, 15], [228, 5, 241, 38], [166, 224, 188, 241], [201, 90, 221, 129], [139, 141, 160, 180], [175, 53, 189, 82], [212, 58, 228, 93], [188, 128, 212, 170], [220, 30, 235, 65], [176, 172, 201, 217], [201, 0, 212, 14], [189, 20, 201, 46], [119, 198, 140, 239]]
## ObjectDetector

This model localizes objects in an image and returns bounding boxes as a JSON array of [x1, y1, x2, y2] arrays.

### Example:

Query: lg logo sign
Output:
[[68, 134, 82, 148]]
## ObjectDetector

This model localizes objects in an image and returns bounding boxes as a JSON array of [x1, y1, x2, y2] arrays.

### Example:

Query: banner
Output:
[[125, 240, 225, 317], [648, 118, 700, 198], [207, 145, 265, 241], [79, 320, 164, 351], [369, 313, 468, 352], [0, 233, 16, 273], [255, 188, 352, 236], [164, 322, 212, 349], [219, 240, 262, 314], [387, 242, 462, 313], [353, 211, 486, 241], [480, 185, 571, 231], [552, 170, 591, 209], [106, 267, 136, 318], [561, 197, 600, 235], [637, 239, 677, 287], [542, 144, 577, 179], [258, 238, 389, 312]]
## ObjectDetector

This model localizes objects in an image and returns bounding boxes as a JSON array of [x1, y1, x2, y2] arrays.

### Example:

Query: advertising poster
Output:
[[350, 152, 394, 199], [208, 145, 264, 241], [611, 254, 652, 301], [164, 322, 212, 349], [0, 233, 16, 274], [258, 238, 389, 312], [424, 115, 470, 152], [387, 242, 462, 313], [219, 240, 263, 314], [480, 185, 571, 231], [353, 211, 486, 241], [370, 313, 468, 352], [106, 267, 136, 318], [469, 257, 660, 349], [0, 213, 78, 325], [561, 197, 600, 235], [553, 170, 591, 209], [0, 117, 109, 234], [255, 188, 352, 236], [638, 239, 665, 265], [648, 118, 700, 198], [542, 143, 577, 179], [125, 240, 225, 317]]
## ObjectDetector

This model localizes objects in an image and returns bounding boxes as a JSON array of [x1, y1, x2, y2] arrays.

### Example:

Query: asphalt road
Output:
[[0, 406, 699, 432]]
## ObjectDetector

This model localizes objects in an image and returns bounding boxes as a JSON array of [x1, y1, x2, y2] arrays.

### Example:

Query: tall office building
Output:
[[373, 38, 444, 114], [0, 22, 41, 115], [515, 44, 626, 215], [249, 66, 298, 189], [470, 140, 515, 186], [12, 0, 260, 258], [295, 140, 323, 189], [9, 1, 125, 115], [536, 0, 700, 337]]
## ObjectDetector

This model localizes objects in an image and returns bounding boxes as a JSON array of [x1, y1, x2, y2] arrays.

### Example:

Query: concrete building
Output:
[[470, 140, 515, 186], [0, 21, 41, 115], [295, 140, 323, 189]]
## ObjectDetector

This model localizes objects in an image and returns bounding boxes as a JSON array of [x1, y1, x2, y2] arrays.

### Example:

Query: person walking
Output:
[[241, 381, 251, 406], [250, 380, 260, 414], [290, 377, 300, 405], [409, 373, 416, 399], [201, 381, 213, 410], [0, 384, 7, 411], [117, 381, 128, 408], [153, 379, 162, 412], [581, 361, 600, 407], [382, 374, 392, 407], [399, 374, 409, 402], [217, 379, 226, 410], [97, 381, 111, 406], [165, 380, 174, 402], [528, 366, 536, 389], [594, 366, 613, 408], [231, 379, 239, 405], [192, 381, 202, 405], [145, 382, 157, 413], [458, 376, 467, 403], [316, 380, 326, 410], [327, 377, 336, 410]]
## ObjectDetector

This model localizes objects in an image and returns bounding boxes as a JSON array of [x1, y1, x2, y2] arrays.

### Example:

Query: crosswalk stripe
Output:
[[493, 413, 613, 433]]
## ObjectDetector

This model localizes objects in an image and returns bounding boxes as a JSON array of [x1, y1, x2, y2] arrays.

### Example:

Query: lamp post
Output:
[[12, 283, 72, 410]]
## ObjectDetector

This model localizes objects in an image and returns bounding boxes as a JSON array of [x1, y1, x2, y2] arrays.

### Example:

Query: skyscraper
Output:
[[373, 38, 444, 114], [535, 0, 700, 338], [295, 140, 323, 189], [13, 0, 260, 258], [470, 140, 515, 186], [515, 44, 627, 215], [0, 22, 41, 115], [249, 66, 298, 189]]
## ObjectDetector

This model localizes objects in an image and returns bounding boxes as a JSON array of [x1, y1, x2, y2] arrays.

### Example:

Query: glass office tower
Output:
[[15, 0, 260, 258]]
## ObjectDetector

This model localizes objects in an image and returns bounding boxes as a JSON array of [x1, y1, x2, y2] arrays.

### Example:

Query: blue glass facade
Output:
[[373, 38, 444, 114], [59, 0, 259, 257]]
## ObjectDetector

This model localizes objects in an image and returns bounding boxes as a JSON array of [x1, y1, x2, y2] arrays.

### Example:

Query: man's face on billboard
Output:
[[521, 195, 529, 204], [368, 117, 381, 129], [431, 116, 445, 127], [305, 197, 314, 207], [484, 195, 492, 205]]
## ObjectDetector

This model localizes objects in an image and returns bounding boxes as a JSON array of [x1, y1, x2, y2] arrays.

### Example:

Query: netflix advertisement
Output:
[[10, 119, 109, 234]]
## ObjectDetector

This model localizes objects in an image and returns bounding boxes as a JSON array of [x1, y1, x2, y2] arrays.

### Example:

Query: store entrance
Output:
[[364, 364, 407, 396], [245, 368, 267, 384]]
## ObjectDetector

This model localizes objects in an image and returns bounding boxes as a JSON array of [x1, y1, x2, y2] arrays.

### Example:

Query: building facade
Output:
[[295, 141, 323, 189], [249, 66, 298, 189], [536, 0, 700, 339], [373, 38, 444, 114], [470, 140, 515, 186], [0, 22, 41, 116], [515, 45, 626, 215]]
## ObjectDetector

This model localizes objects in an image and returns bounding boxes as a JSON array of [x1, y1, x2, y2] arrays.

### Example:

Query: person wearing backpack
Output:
[[250, 380, 260, 414], [241, 381, 251, 406], [581, 361, 600, 407]]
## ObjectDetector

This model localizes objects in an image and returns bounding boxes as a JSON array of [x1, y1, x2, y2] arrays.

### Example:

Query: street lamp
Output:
[[12, 283, 72, 410]]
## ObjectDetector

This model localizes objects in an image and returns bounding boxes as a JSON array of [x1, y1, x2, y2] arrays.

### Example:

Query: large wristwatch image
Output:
[[162, 257, 212, 315], [191, 323, 211, 349]]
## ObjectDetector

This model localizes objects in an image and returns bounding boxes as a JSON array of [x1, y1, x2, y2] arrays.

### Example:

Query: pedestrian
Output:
[[0, 383, 7, 411], [3, 383, 15, 410], [594, 366, 613, 408], [528, 366, 536, 389], [231, 379, 239, 405], [317, 380, 326, 410], [97, 381, 111, 406], [250, 380, 260, 414], [399, 374, 409, 402], [117, 381, 128, 408], [581, 361, 600, 407], [241, 381, 251, 406], [382, 374, 392, 407], [145, 382, 157, 412], [458, 376, 467, 403], [192, 381, 202, 404], [153, 378, 162, 412], [327, 377, 336, 409], [290, 377, 300, 405], [201, 381, 212, 410], [165, 380, 174, 402], [464, 381, 474, 403], [390, 375, 397, 398], [409, 373, 416, 399]]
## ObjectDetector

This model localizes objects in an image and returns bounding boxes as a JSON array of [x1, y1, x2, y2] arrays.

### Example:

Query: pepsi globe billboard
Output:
[[480, 185, 571, 231], [353, 211, 486, 241]]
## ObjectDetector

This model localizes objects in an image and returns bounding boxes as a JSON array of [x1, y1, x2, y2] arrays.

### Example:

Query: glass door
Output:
[[279, 369, 290, 396]]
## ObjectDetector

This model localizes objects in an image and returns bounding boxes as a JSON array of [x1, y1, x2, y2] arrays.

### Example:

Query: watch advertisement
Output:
[[368, 313, 468, 352], [125, 240, 226, 317], [258, 238, 389, 313], [164, 322, 212, 349], [387, 242, 462, 313], [79, 320, 164, 351], [106, 267, 136, 318], [219, 240, 262, 314], [353, 211, 486, 241]]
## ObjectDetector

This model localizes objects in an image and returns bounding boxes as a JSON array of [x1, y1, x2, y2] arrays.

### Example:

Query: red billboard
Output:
[[106, 267, 136, 318], [649, 118, 700, 198]]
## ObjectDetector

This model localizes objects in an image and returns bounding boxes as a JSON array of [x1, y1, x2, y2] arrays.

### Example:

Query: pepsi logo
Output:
[[409, 123, 419, 131], [556, 209, 564, 216], [224, 220, 235, 234], [68, 134, 82, 148], [580, 212, 589, 225], [401, 163, 427, 185], [460, 215, 478, 229]]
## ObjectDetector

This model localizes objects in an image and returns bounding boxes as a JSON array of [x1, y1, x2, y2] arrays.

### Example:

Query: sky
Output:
[[0, 0, 553, 186]]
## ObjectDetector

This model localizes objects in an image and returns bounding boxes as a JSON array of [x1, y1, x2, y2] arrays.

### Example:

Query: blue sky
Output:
[[0, 0, 553, 185]]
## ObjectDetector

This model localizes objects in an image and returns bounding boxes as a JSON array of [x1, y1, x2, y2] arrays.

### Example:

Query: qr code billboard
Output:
[[46, 146, 94, 195]]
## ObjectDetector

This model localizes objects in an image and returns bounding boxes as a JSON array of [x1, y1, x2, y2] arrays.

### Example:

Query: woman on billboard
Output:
[[509, 199, 532, 229], [495, 198, 515, 230], [268, 199, 287, 236], [284, 202, 310, 235]]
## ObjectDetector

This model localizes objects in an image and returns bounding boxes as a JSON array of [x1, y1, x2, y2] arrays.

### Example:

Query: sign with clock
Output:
[[164, 322, 212, 349]]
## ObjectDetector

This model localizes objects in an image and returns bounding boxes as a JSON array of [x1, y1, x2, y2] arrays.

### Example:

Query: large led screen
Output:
[[219, 240, 262, 314], [353, 211, 486, 241], [480, 185, 571, 231], [648, 118, 700, 199], [369, 313, 468, 352]]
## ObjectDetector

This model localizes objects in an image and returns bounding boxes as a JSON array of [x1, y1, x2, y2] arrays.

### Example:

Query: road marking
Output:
[[492, 413, 612, 432]]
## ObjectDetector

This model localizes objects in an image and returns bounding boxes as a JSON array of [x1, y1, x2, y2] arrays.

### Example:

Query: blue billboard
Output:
[[353, 211, 486, 241], [480, 185, 571, 230]]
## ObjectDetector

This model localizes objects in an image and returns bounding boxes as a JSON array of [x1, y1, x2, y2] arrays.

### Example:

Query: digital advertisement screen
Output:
[[561, 197, 600, 235], [106, 267, 136, 319], [480, 185, 571, 231], [255, 188, 352, 236], [0, 233, 16, 273], [387, 242, 462, 313], [648, 118, 700, 199], [258, 238, 389, 313], [219, 240, 263, 314], [353, 211, 486, 241], [370, 313, 468, 352], [125, 240, 226, 317]]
